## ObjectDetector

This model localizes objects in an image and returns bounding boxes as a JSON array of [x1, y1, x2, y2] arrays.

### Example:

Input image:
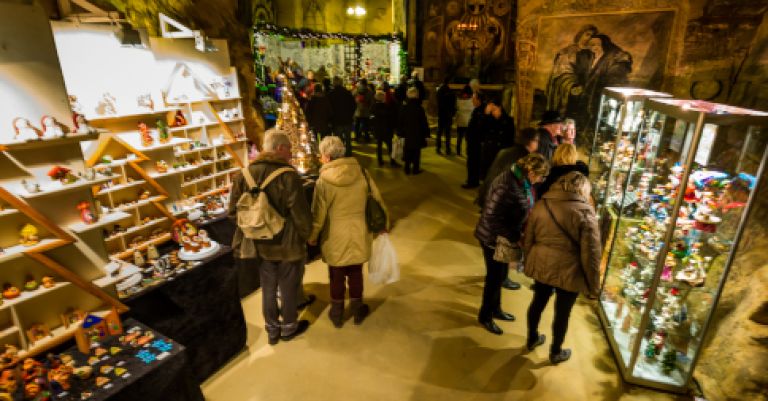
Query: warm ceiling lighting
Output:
[[346, 5, 366, 16]]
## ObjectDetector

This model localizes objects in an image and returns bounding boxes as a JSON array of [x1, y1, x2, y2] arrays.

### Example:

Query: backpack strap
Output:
[[241, 166, 294, 192]]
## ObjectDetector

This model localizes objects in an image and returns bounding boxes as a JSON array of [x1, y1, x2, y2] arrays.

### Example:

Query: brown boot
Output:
[[329, 300, 344, 328], [350, 298, 369, 325]]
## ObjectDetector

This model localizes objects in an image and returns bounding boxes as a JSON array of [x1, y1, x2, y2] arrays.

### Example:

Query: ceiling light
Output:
[[347, 5, 366, 16]]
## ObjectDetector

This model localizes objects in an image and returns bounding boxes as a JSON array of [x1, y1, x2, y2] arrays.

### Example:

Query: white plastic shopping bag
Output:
[[369, 233, 400, 284], [391, 137, 405, 162]]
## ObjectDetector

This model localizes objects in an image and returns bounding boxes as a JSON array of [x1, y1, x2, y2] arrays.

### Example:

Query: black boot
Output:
[[329, 300, 344, 328], [350, 298, 369, 325]]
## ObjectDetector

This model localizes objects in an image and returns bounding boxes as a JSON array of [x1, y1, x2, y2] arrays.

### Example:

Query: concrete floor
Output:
[[202, 143, 691, 401]]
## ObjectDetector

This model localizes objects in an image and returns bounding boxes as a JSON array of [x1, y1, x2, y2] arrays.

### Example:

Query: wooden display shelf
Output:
[[192, 186, 229, 200], [0, 238, 65, 264], [174, 147, 212, 157], [18, 309, 111, 360], [109, 217, 168, 242], [67, 211, 132, 234], [115, 233, 172, 259], [0, 132, 101, 151], [0, 208, 19, 217], [87, 108, 181, 123], [213, 139, 247, 148], [0, 326, 19, 339], [96, 179, 147, 196], [149, 164, 198, 179], [93, 158, 135, 169], [117, 136, 190, 152], [0, 282, 70, 312], [115, 195, 165, 212], [166, 96, 242, 105], [181, 174, 215, 187], [214, 167, 240, 177], [18, 176, 112, 199]]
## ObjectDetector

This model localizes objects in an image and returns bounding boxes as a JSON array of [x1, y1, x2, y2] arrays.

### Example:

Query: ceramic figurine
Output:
[[12, 117, 41, 141], [199, 229, 211, 248], [23, 276, 38, 291], [172, 110, 187, 127], [137, 93, 154, 110], [24, 382, 41, 400], [73, 366, 92, 380], [40, 115, 65, 138], [71, 111, 91, 134], [157, 119, 170, 144], [38, 277, 54, 291], [139, 190, 151, 200], [25, 323, 51, 343], [77, 201, 97, 224], [48, 365, 73, 394], [19, 224, 39, 246], [155, 160, 169, 174], [139, 122, 154, 147], [21, 179, 41, 194], [181, 236, 194, 252], [147, 244, 160, 260], [0, 346, 19, 369], [95, 92, 117, 115], [47, 165, 78, 184], [133, 251, 145, 267]]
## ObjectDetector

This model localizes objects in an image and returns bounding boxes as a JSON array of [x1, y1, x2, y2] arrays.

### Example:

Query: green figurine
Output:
[[645, 339, 657, 360], [661, 348, 677, 374], [157, 119, 170, 144]]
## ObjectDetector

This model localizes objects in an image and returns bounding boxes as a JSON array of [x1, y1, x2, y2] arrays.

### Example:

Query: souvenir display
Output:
[[138, 122, 153, 148], [156, 119, 170, 144], [41, 276, 55, 289], [2, 284, 20, 300], [171, 110, 187, 127], [26, 323, 52, 343], [12, 117, 41, 141], [47, 166, 78, 184], [171, 219, 220, 261], [19, 224, 39, 246], [23, 275, 38, 291], [76, 201, 97, 225], [598, 98, 768, 391]]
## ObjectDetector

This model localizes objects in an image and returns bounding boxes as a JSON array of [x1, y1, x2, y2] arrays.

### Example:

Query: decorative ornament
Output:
[[157, 119, 170, 144], [19, 224, 39, 246], [137, 93, 154, 110], [172, 110, 187, 127], [47, 166, 78, 184], [12, 117, 42, 141], [41, 115, 66, 138], [139, 122, 154, 147], [77, 201, 97, 224]]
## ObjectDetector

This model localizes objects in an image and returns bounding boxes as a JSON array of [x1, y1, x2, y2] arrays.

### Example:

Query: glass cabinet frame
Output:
[[597, 98, 768, 392]]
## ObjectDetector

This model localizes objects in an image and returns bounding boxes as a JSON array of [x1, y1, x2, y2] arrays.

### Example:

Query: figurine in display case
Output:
[[137, 93, 154, 111], [172, 110, 187, 127], [26, 323, 52, 344], [157, 119, 170, 144], [96, 92, 117, 115], [19, 224, 39, 246], [72, 112, 94, 134], [47, 165, 78, 184], [40, 115, 66, 138], [23, 276, 38, 291], [12, 117, 41, 141], [139, 122, 154, 147], [77, 201, 97, 224], [41, 276, 55, 289]]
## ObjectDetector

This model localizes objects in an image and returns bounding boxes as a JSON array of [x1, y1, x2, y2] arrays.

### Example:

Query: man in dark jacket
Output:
[[371, 91, 399, 167], [327, 77, 356, 156], [306, 85, 333, 142], [537, 110, 564, 161], [409, 71, 427, 103], [228, 130, 312, 345], [479, 94, 516, 180], [436, 77, 457, 155], [394, 74, 408, 105], [398, 87, 429, 175], [462, 93, 485, 189]]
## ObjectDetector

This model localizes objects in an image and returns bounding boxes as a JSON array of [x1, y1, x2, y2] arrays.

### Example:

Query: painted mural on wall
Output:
[[532, 10, 675, 135], [421, 0, 515, 81]]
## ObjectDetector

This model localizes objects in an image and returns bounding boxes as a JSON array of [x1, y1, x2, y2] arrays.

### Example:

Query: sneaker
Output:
[[549, 349, 572, 364], [526, 334, 546, 351], [280, 320, 310, 341]]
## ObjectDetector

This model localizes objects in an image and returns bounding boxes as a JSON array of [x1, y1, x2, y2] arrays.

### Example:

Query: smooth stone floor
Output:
[[202, 142, 690, 401]]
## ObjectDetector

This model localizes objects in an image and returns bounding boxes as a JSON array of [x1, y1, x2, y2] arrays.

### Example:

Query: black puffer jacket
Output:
[[398, 99, 429, 150], [475, 167, 533, 248]]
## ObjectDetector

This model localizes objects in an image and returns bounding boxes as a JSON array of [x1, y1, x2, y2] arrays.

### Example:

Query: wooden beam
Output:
[[0, 188, 76, 243], [205, 101, 245, 168], [127, 161, 169, 197]]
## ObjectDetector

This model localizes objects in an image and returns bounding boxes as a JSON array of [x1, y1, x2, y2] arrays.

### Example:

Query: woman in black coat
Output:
[[306, 85, 333, 141], [371, 91, 399, 167], [537, 143, 590, 199], [397, 88, 429, 175], [474, 153, 550, 335]]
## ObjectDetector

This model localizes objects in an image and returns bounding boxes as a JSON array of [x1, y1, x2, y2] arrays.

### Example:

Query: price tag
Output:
[[157, 351, 170, 360], [122, 373, 132, 379], [104, 384, 113, 390]]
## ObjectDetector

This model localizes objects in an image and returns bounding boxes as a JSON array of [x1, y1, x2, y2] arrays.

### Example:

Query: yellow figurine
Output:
[[19, 224, 39, 246]]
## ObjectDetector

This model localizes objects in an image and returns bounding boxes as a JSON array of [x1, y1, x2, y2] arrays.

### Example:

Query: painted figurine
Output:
[[155, 160, 169, 174], [157, 119, 170, 144], [47, 165, 78, 184], [19, 224, 39, 246], [133, 251, 146, 267], [12, 117, 41, 141], [147, 244, 160, 260], [23, 276, 38, 291], [72, 112, 94, 134], [41, 115, 65, 138], [139, 122, 154, 147], [77, 201, 97, 224], [41, 276, 55, 289], [172, 110, 187, 127]]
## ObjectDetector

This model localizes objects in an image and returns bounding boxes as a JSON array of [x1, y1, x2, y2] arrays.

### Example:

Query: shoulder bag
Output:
[[542, 199, 592, 294], [360, 167, 387, 233]]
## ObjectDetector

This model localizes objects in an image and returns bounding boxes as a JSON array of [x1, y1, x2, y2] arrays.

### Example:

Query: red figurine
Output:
[[139, 122, 154, 147], [172, 110, 187, 127], [77, 201, 96, 225]]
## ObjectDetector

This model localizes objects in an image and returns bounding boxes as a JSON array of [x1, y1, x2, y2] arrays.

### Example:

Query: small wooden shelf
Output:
[[67, 211, 132, 234], [0, 326, 19, 339], [18, 176, 112, 199], [174, 148, 209, 157], [149, 165, 198, 179], [92, 263, 141, 288], [0, 132, 101, 151], [214, 167, 240, 177], [182, 174, 215, 187], [96, 179, 146, 196], [0, 209, 20, 217], [0, 238, 64, 264], [0, 282, 70, 312], [115, 233, 172, 259], [19, 309, 111, 359], [117, 136, 191, 152], [93, 158, 135, 169], [115, 195, 165, 212], [192, 186, 229, 201], [87, 108, 181, 123], [105, 217, 169, 242]]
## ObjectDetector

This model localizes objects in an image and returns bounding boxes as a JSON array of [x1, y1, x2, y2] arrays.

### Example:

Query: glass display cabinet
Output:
[[597, 98, 768, 392], [590, 88, 671, 221]]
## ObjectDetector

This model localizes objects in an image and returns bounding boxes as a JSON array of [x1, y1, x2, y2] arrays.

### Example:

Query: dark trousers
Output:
[[437, 117, 452, 153], [332, 124, 353, 156], [259, 259, 303, 337], [466, 140, 481, 185], [457, 127, 467, 155], [404, 147, 421, 174], [377, 136, 393, 163], [354, 117, 370, 142], [527, 281, 578, 354], [329, 264, 363, 301], [478, 243, 508, 321]]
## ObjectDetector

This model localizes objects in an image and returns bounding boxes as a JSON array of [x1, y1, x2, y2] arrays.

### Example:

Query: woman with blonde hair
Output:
[[523, 171, 600, 364], [537, 143, 589, 198], [308, 136, 388, 328]]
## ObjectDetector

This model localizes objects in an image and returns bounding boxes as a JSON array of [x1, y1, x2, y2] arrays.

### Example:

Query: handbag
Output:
[[361, 167, 387, 233], [542, 199, 592, 294], [493, 236, 522, 263]]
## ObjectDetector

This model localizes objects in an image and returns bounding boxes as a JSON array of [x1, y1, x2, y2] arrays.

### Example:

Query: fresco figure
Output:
[[545, 25, 598, 116]]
